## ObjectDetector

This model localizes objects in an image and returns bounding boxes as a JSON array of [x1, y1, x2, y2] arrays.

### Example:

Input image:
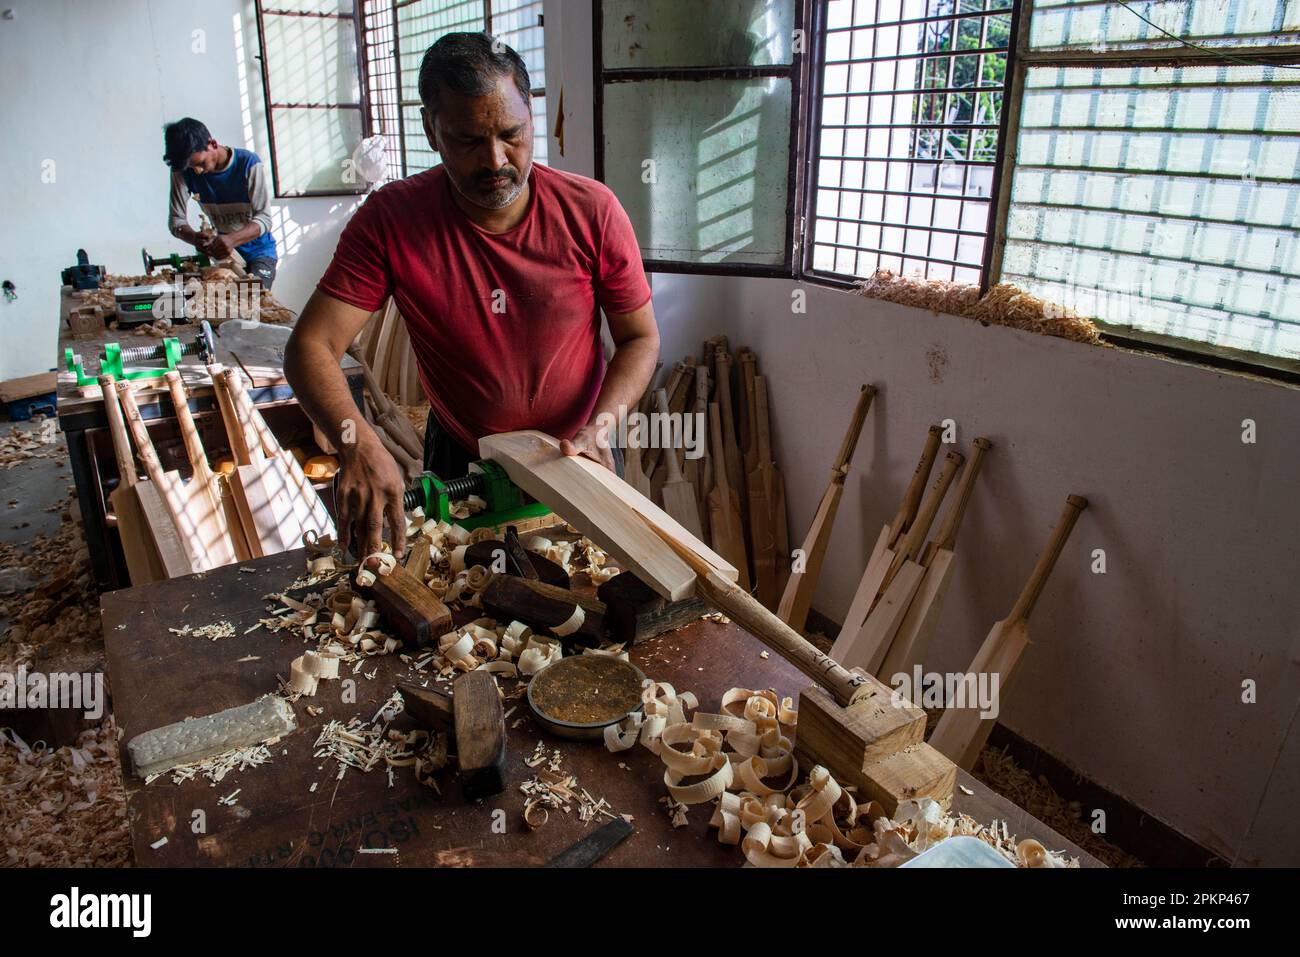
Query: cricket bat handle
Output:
[[115, 381, 168, 487], [1009, 494, 1088, 623], [99, 375, 137, 484], [832, 384, 876, 472], [933, 436, 993, 553], [164, 371, 213, 485], [890, 425, 943, 544]]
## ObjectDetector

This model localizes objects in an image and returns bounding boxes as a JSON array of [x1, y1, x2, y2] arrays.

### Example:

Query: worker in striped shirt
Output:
[[163, 117, 278, 289]]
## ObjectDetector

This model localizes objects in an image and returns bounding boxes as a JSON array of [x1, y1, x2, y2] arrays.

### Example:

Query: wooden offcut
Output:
[[362, 562, 453, 648]]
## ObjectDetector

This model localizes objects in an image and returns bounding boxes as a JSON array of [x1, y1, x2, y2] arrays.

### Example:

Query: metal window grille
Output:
[[806, 0, 1018, 284], [358, 0, 548, 181]]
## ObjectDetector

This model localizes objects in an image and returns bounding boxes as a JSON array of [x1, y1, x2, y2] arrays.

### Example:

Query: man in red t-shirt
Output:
[[286, 33, 659, 560]]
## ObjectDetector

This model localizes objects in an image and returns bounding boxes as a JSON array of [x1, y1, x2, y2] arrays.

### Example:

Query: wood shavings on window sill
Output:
[[855, 269, 1104, 346]]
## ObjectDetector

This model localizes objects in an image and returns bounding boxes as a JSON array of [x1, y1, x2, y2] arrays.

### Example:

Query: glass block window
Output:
[[999, 1, 1300, 362], [807, 0, 1016, 283], [597, 0, 800, 271]]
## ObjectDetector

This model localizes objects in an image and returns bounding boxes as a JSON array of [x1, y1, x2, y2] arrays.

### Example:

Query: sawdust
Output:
[[0, 421, 63, 471], [856, 269, 1105, 346], [400, 404, 430, 442], [74, 272, 296, 328], [0, 720, 131, 867]]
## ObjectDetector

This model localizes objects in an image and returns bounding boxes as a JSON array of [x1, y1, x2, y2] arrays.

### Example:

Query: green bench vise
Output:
[[64, 320, 216, 386], [403, 459, 553, 531]]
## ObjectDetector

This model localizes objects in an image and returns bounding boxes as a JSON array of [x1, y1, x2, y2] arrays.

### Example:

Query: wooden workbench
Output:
[[55, 287, 363, 590], [101, 551, 1102, 868]]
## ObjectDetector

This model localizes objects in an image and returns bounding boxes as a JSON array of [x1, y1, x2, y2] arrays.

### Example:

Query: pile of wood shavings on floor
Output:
[[973, 745, 1142, 868], [0, 421, 62, 471], [0, 721, 131, 867], [855, 269, 1104, 345], [0, 497, 99, 673]]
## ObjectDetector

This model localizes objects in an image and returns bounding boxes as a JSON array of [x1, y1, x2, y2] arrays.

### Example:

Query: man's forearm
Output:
[[284, 338, 377, 453], [589, 333, 660, 428]]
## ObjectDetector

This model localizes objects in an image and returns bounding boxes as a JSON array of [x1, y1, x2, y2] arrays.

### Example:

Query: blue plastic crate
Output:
[[6, 392, 56, 421]]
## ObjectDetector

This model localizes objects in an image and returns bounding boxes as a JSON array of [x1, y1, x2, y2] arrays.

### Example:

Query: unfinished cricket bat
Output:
[[164, 371, 239, 568], [100, 375, 166, 583], [831, 449, 963, 673], [706, 401, 748, 589], [656, 388, 703, 540], [840, 424, 943, 639], [929, 494, 1088, 771], [776, 383, 876, 632], [881, 437, 992, 679]]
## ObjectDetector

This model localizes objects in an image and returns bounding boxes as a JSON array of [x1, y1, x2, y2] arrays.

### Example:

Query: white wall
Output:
[[652, 273, 1300, 866], [0, 0, 361, 381]]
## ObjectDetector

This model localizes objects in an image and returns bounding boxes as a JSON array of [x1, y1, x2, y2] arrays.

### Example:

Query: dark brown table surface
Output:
[[101, 549, 1101, 868]]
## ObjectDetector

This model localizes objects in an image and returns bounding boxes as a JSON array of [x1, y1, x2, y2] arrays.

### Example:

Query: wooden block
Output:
[[481, 574, 606, 646], [794, 680, 925, 771], [598, 572, 709, 646], [465, 540, 569, 589], [794, 682, 954, 816], [397, 681, 455, 735], [363, 563, 453, 648], [453, 670, 506, 799]]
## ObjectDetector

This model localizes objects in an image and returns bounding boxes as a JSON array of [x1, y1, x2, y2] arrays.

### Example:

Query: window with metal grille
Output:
[[806, 0, 1017, 283], [253, 1, 370, 197], [992, 0, 1300, 369], [359, 0, 548, 181]]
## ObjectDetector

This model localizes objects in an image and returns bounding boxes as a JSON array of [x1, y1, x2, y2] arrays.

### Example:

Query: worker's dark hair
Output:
[[417, 32, 531, 117], [162, 118, 212, 171]]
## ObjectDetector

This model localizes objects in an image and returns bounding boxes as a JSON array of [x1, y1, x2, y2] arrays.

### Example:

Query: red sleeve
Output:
[[316, 191, 393, 312], [594, 190, 652, 315]]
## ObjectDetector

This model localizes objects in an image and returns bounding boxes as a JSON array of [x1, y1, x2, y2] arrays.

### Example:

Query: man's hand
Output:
[[561, 421, 616, 472], [335, 432, 408, 561], [201, 234, 234, 259]]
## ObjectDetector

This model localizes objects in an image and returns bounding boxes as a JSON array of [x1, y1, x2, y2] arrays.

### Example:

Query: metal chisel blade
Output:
[[543, 818, 634, 868]]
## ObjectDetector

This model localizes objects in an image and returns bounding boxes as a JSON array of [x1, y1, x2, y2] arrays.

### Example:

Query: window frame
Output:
[[252, 1, 374, 199], [592, 0, 810, 278]]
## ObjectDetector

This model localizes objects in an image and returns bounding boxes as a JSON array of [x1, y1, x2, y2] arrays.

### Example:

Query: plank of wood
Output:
[[739, 349, 758, 473], [929, 495, 1088, 771], [832, 450, 963, 670], [884, 438, 994, 678], [0, 371, 56, 403], [99, 375, 165, 584], [656, 388, 704, 540], [571, 448, 738, 584], [748, 375, 778, 608], [713, 351, 745, 508], [690, 364, 712, 544], [705, 402, 748, 590], [164, 371, 238, 568], [776, 383, 876, 633], [478, 431, 699, 601]]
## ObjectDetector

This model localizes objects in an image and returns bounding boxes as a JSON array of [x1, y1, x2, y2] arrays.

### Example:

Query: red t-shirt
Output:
[[318, 163, 651, 452]]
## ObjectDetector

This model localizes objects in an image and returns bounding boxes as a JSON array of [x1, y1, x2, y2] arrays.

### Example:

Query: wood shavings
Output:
[[168, 620, 236, 641], [0, 423, 63, 471], [0, 721, 130, 868], [355, 551, 396, 587], [855, 269, 1104, 345], [147, 743, 275, 787]]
